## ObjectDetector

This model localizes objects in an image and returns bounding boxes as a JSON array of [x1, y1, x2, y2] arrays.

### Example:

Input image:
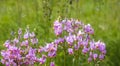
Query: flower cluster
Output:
[[1, 18, 106, 66], [53, 18, 106, 64], [1, 28, 46, 66]]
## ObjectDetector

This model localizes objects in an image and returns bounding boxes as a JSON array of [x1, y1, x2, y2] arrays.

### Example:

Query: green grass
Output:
[[0, 0, 120, 66]]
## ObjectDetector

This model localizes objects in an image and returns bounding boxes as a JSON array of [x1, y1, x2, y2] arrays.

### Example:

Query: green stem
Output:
[[64, 46, 66, 66], [63, 42, 66, 66], [95, 61, 100, 66]]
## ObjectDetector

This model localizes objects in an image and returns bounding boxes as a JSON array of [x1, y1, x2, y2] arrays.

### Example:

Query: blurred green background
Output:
[[0, 0, 120, 66]]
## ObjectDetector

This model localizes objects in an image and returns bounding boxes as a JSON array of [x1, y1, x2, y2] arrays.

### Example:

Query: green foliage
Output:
[[0, 0, 120, 66]]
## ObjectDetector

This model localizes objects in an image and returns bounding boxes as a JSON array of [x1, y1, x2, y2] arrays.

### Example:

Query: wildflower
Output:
[[74, 44, 79, 50], [24, 32, 29, 39], [90, 40, 96, 51], [68, 48, 74, 55], [53, 20, 63, 36], [54, 38, 64, 45], [82, 47, 89, 54], [45, 43, 57, 52], [89, 52, 93, 57], [88, 57, 92, 63], [63, 20, 73, 33], [99, 54, 105, 60], [93, 54, 98, 60], [13, 38, 19, 44], [50, 62, 55, 66], [25, 48, 37, 65], [65, 35, 74, 46], [98, 42, 106, 52], [30, 32, 35, 38], [38, 46, 44, 53], [18, 28, 22, 35], [39, 55, 47, 64], [48, 51, 56, 58], [82, 39, 89, 47], [31, 38, 38, 44], [21, 40, 29, 46], [95, 41, 106, 54], [78, 41, 83, 47], [4, 40, 10, 48], [44, 43, 57, 57], [84, 24, 94, 34], [102, 50, 106, 55]]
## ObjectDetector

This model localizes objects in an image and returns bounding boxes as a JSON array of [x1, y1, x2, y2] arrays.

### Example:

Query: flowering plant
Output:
[[51, 18, 106, 65], [1, 18, 106, 66], [1, 27, 47, 66]]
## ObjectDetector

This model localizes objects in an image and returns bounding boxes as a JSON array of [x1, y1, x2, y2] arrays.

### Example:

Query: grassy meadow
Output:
[[0, 0, 120, 66]]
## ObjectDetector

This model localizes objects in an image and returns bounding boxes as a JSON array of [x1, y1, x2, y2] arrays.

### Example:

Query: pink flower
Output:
[[68, 48, 74, 55], [50, 62, 55, 66], [53, 20, 63, 36]]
